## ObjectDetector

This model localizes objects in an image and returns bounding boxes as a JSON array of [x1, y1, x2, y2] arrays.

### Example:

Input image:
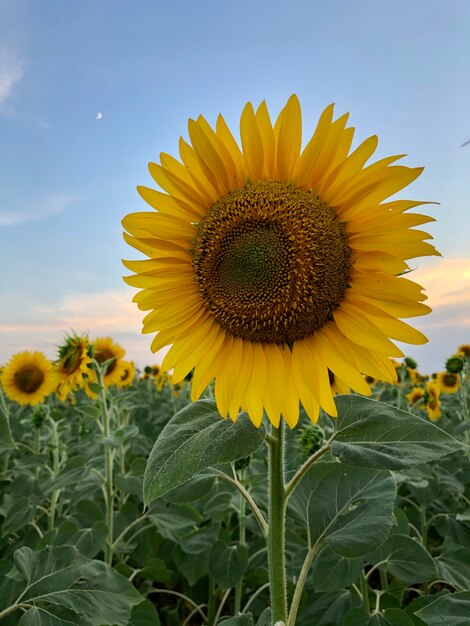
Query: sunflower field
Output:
[[0, 336, 469, 626], [2, 97, 470, 626]]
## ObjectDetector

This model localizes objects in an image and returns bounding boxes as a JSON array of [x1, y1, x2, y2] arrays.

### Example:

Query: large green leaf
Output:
[[330, 396, 462, 470], [415, 592, 470, 625], [436, 540, 470, 590], [366, 534, 437, 584], [209, 540, 249, 588], [345, 608, 415, 625], [288, 462, 396, 557], [143, 400, 266, 505], [312, 545, 362, 591], [6, 546, 142, 625]]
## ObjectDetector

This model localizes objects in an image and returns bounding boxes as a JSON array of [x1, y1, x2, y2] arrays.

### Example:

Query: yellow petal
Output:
[[240, 102, 264, 181], [274, 94, 302, 181], [244, 343, 267, 427]]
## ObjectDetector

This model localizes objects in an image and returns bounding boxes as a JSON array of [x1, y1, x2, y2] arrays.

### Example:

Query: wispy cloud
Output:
[[0, 194, 75, 227], [0, 44, 24, 106]]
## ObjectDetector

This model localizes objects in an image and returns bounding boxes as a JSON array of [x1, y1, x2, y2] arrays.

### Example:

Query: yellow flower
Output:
[[1, 351, 57, 406], [86, 337, 127, 398], [123, 96, 437, 427], [118, 361, 135, 388], [406, 387, 425, 405], [437, 371, 460, 394], [426, 381, 441, 420], [457, 344, 470, 358], [55, 333, 93, 400]]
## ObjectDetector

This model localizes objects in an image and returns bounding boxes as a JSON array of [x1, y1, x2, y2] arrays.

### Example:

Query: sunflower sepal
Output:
[[329, 395, 463, 470], [143, 399, 266, 507]]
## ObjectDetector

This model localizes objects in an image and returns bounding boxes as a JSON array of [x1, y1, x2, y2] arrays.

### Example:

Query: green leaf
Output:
[[128, 600, 161, 626], [312, 545, 362, 591], [331, 395, 462, 470], [9, 545, 142, 625], [209, 540, 249, 588], [19, 605, 86, 625], [298, 590, 361, 626], [366, 534, 437, 584], [37, 520, 107, 558], [415, 592, 470, 625], [288, 462, 396, 557], [345, 610, 416, 626], [436, 540, 470, 590], [143, 400, 266, 505], [138, 558, 173, 585], [1, 497, 37, 536], [148, 501, 202, 542]]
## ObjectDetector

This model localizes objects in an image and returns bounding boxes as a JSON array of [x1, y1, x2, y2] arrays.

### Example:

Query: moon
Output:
[[96, 112, 103, 120]]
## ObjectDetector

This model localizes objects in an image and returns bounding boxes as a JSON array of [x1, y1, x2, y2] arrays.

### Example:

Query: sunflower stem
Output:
[[234, 468, 246, 615], [95, 363, 115, 565], [267, 421, 288, 625], [47, 416, 61, 532]]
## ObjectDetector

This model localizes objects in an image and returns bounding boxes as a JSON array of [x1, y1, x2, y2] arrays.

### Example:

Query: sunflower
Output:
[[56, 332, 93, 400], [425, 381, 441, 421], [123, 96, 437, 427], [458, 344, 470, 358], [1, 351, 57, 406], [406, 387, 425, 405], [437, 371, 460, 394], [86, 337, 127, 398], [118, 361, 135, 388]]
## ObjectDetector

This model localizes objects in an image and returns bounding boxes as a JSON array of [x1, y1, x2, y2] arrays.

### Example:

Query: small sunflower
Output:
[[123, 96, 437, 427], [56, 332, 93, 400], [457, 344, 470, 358], [425, 381, 441, 421], [406, 387, 425, 405], [91, 337, 127, 386], [1, 351, 57, 406], [437, 371, 460, 394], [86, 337, 127, 398], [118, 361, 135, 388]]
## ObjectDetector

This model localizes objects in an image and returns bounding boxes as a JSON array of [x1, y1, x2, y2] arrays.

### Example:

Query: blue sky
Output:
[[0, 0, 469, 373]]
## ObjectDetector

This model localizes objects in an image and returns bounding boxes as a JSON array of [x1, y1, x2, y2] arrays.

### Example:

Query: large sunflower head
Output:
[[1, 351, 57, 406], [123, 95, 438, 428], [56, 332, 93, 400]]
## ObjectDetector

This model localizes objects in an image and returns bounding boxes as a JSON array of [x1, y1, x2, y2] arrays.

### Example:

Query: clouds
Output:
[[0, 289, 161, 367], [0, 194, 75, 227], [0, 44, 24, 107]]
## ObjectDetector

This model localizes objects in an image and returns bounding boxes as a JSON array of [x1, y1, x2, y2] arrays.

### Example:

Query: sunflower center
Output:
[[14, 366, 45, 394], [94, 348, 116, 375], [192, 181, 351, 344]]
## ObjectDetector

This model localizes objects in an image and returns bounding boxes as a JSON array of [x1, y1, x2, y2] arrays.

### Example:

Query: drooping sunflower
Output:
[[437, 371, 460, 394], [123, 95, 437, 427], [56, 332, 93, 400], [86, 337, 127, 398], [1, 351, 57, 406]]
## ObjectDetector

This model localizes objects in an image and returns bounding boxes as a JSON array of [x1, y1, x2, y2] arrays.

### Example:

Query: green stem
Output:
[[234, 471, 246, 615], [380, 568, 388, 591], [284, 443, 331, 500], [97, 372, 114, 565], [287, 544, 322, 626], [360, 570, 371, 613], [206, 576, 216, 626], [47, 418, 61, 532], [267, 422, 287, 624]]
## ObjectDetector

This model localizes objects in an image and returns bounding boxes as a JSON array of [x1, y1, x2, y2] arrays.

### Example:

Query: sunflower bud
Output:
[[445, 356, 464, 374]]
